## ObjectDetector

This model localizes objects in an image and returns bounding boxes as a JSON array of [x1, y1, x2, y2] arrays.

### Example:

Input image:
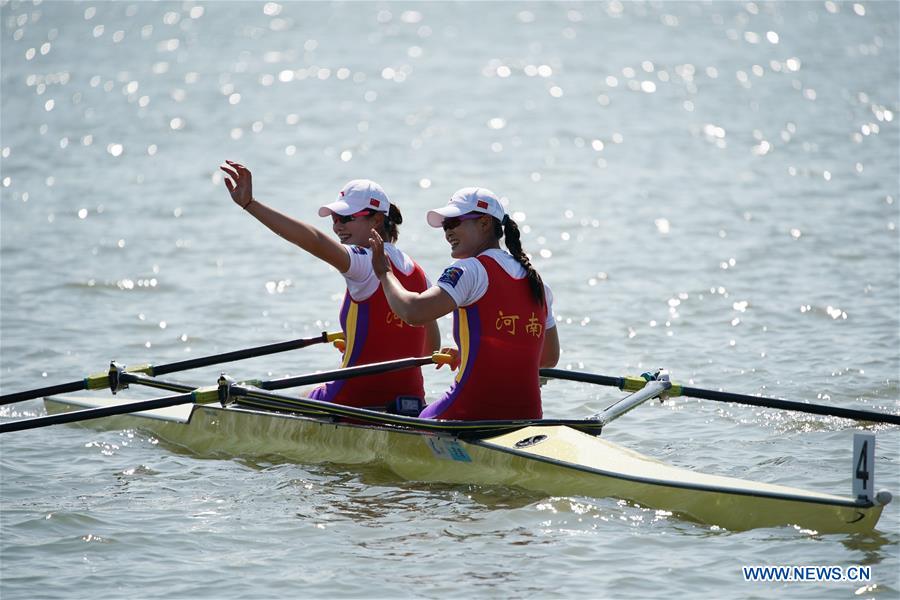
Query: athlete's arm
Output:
[[381, 279, 455, 327], [424, 320, 442, 353], [540, 326, 560, 368], [221, 160, 350, 272], [370, 230, 456, 326]]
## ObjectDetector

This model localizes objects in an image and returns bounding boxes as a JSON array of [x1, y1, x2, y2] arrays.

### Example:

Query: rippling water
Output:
[[2, 2, 898, 598]]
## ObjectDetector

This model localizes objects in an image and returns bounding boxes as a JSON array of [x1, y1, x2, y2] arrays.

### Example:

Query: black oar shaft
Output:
[[0, 380, 87, 406], [260, 355, 438, 391], [539, 368, 623, 388], [0, 392, 194, 434], [0, 354, 447, 434], [0, 332, 336, 406], [120, 356, 440, 396], [540, 368, 900, 426], [151, 333, 330, 376], [680, 386, 900, 425]]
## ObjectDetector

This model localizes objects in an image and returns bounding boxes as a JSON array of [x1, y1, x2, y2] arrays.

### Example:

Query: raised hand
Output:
[[220, 160, 254, 209], [369, 228, 392, 278]]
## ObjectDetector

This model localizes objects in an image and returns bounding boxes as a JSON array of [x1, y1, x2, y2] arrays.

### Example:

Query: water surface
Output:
[[2, 2, 898, 598]]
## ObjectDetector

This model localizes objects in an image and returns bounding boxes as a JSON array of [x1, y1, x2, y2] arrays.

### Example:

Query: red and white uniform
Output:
[[421, 249, 555, 420], [308, 243, 429, 408]]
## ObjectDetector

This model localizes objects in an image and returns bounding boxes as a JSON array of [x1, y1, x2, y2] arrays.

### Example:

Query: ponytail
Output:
[[493, 215, 545, 307], [383, 204, 403, 243]]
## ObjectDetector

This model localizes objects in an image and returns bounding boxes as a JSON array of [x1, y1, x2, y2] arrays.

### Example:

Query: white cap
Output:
[[318, 179, 390, 217], [426, 187, 506, 227]]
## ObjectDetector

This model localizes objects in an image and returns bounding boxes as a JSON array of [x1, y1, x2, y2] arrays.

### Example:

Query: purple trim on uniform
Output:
[[306, 381, 345, 402], [419, 305, 481, 419], [346, 300, 369, 366], [309, 292, 371, 405], [339, 292, 351, 331], [339, 292, 351, 330], [339, 292, 370, 368]]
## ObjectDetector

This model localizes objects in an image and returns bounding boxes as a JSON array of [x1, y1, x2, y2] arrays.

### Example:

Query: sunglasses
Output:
[[332, 209, 376, 224], [441, 213, 484, 231]]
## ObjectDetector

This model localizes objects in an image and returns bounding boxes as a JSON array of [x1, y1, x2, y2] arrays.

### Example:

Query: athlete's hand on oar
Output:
[[220, 160, 254, 209], [435, 347, 460, 371], [369, 229, 392, 278]]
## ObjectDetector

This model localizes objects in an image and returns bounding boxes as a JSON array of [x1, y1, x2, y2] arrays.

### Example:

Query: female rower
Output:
[[369, 187, 559, 420], [220, 160, 440, 410]]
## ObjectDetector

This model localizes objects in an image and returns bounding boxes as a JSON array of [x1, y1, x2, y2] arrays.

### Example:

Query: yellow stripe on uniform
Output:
[[341, 301, 359, 368], [456, 308, 470, 383]]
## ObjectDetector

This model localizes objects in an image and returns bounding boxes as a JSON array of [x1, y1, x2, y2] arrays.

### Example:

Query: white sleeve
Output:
[[435, 258, 488, 307], [342, 245, 380, 301], [544, 283, 556, 329], [342, 245, 371, 283]]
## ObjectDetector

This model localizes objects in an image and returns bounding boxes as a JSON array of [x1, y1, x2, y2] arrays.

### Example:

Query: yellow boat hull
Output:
[[43, 396, 886, 533]]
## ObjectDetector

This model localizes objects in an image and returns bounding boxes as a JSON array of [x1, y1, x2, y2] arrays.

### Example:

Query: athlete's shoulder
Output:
[[385, 243, 418, 276], [480, 249, 525, 278], [437, 257, 481, 288]]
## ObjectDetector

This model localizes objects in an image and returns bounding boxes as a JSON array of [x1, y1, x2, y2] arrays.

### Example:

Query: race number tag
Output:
[[852, 433, 875, 502], [425, 436, 472, 462]]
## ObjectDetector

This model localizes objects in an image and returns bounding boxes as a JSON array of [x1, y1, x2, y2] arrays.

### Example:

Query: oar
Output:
[[0, 391, 199, 434], [0, 353, 452, 434], [110, 352, 455, 396], [252, 352, 452, 391], [94, 352, 457, 400], [0, 331, 343, 406], [539, 368, 900, 425]]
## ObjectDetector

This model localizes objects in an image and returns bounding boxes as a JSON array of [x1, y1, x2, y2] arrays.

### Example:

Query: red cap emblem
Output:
[[369, 198, 380, 207], [477, 200, 488, 209]]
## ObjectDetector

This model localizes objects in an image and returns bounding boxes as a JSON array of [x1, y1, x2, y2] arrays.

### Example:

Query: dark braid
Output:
[[382, 204, 403, 242], [493, 216, 545, 307]]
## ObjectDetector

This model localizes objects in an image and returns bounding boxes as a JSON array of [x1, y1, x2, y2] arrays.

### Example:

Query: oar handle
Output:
[[539, 369, 650, 392]]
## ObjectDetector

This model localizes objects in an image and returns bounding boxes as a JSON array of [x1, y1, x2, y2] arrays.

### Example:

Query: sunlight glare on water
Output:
[[1, 2, 898, 599]]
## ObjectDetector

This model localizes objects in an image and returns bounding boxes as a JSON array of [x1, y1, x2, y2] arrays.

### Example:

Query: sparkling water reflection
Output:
[[2, 1, 899, 599]]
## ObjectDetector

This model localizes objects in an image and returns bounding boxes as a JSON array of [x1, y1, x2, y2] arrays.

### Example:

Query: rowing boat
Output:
[[4, 342, 893, 534], [42, 382, 891, 534]]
